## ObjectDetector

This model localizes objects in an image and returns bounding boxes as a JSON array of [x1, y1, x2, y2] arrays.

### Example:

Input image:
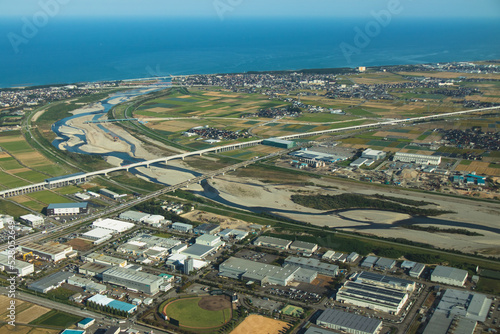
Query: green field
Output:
[[162, 297, 232, 329], [30, 309, 83, 328], [28, 191, 73, 204], [476, 277, 500, 295]]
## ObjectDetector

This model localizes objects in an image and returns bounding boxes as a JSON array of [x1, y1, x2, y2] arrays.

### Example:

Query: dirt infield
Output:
[[231, 315, 289, 334], [198, 295, 231, 311]]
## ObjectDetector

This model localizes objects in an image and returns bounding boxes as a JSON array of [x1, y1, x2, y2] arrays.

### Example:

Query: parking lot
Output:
[[266, 287, 322, 303], [235, 249, 278, 264], [248, 296, 283, 312]]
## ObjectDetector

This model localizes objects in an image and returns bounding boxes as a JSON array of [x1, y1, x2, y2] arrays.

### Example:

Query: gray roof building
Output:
[[254, 236, 292, 250], [194, 223, 221, 235], [290, 240, 318, 253], [356, 271, 415, 291], [180, 244, 214, 259], [316, 308, 383, 334], [119, 210, 150, 222], [360, 256, 378, 268], [102, 267, 164, 295], [28, 271, 75, 293], [374, 257, 396, 271], [409, 263, 425, 278], [431, 265, 468, 287], [284, 256, 339, 276], [79, 262, 112, 277]]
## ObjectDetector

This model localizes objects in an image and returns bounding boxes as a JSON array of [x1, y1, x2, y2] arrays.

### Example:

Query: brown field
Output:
[[9, 195, 32, 203], [65, 238, 94, 251], [198, 295, 231, 311], [148, 120, 201, 132], [202, 92, 239, 98], [9, 168, 31, 174], [25, 328, 60, 334], [0, 324, 32, 334], [0, 152, 10, 158], [147, 107, 172, 113], [15, 152, 49, 166], [465, 95, 500, 103], [455, 161, 500, 176], [16, 305, 51, 324], [312, 274, 334, 287], [373, 131, 417, 139], [0, 136, 24, 143], [230, 315, 289, 334]]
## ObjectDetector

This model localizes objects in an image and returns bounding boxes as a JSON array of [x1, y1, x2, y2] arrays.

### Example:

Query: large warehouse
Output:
[[316, 308, 383, 334], [28, 271, 75, 293], [0, 251, 34, 276], [254, 236, 292, 250], [102, 267, 164, 295], [284, 256, 339, 276], [262, 138, 296, 149], [336, 280, 409, 314], [21, 242, 73, 262], [91, 218, 134, 233], [431, 265, 468, 287], [46, 202, 88, 216], [219, 257, 302, 286], [355, 271, 416, 292], [84, 252, 127, 267], [393, 152, 441, 165]]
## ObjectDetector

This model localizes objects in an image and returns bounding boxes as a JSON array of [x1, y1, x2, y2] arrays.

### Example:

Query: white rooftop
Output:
[[92, 218, 134, 232]]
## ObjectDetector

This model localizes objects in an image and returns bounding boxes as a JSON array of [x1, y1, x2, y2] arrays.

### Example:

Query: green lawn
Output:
[[154, 232, 172, 238], [30, 309, 83, 328], [164, 297, 231, 328], [476, 277, 500, 295], [0, 200, 30, 218], [14, 170, 48, 183], [28, 191, 73, 204], [0, 171, 30, 188]]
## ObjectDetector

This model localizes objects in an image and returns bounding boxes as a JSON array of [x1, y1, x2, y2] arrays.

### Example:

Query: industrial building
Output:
[[165, 253, 207, 271], [77, 318, 95, 329], [350, 158, 375, 168], [284, 256, 339, 276], [119, 210, 150, 222], [316, 308, 383, 334], [80, 228, 113, 244], [195, 234, 224, 248], [361, 148, 386, 161], [102, 267, 164, 295], [184, 257, 194, 274], [0, 251, 34, 276], [86, 282, 107, 294], [79, 262, 112, 278], [289, 240, 318, 254], [219, 257, 302, 286], [67, 276, 93, 288], [84, 252, 127, 267], [194, 223, 221, 235], [28, 271, 75, 293], [431, 265, 468, 286], [87, 294, 137, 313], [254, 236, 292, 250], [21, 242, 73, 262], [262, 138, 296, 149], [218, 228, 248, 241], [336, 280, 409, 314], [181, 244, 215, 260], [99, 188, 123, 200], [423, 289, 492, 334], [374, 257, 396, 271], [117, 234, 181, 256], [289, 147, 351, 164], [360, 256, 378, 268], [19, 214, 44, 227], [170, 222, 193, 233], [393, 152, 442, 165], [46, 202, 88, 216], [409, 263, 426, 278], [91, 218, 134, 233], [347, 252, 360, 263], [355, 271, 415, 292], [0, 215, 14, 229]]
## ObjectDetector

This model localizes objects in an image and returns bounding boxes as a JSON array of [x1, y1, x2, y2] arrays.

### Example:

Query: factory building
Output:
[[67, 276, 93, 288], [289, 240, 318, 254], [218, 228, 248, 241], [361, 148, 386, 161], [374, 257, 396, 271], [316, 308, 383, 334], [79, 262, 112, 278], [431, 265, 468, 287], [180, 244, 215, 260], [409, 263, 426, 278], [219, 257, 301, 286], [195, 234, 224, 248], [19, 214, 44, 227], [119, 210, 150, 222], [99, 188, 124, 200], [102, 267, 164, 295], [253, 236, 292, 250], [91, 218, 134, 233], [262, 138, 296, 149], [423, 289, 492, 334], [184, 257, 194, 275], [0, 251, 34, 276], [83, 252, 127, 267], [284, 256, 339, 276], [194, 223, 221, 235], [393, 152, 441, 165], [21, 242, 73, 262], [347, 252, 360, 263], [0, 214, 14, 229], [28, 271, 74, 293], [170, 222, 193, 233], [80, 228, 113, 244], [87, 294, 137, 313], [86, 282, 107, 294], [46, 202, 88, 216], [355, 271, 415, 292], [360, 256, 378, 268], [336, 280, 409, 314]]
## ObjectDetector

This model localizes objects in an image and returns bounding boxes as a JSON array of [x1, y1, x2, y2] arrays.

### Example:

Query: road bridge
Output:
[[0, 105, 497, 198]]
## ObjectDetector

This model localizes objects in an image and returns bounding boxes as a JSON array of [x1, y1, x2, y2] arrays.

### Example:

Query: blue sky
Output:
[[1, 0, 499, 18]]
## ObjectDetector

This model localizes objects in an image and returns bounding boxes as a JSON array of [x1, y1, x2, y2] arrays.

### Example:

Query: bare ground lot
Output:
[[230, 314, 289, 334], [207, 175, 500, 256]]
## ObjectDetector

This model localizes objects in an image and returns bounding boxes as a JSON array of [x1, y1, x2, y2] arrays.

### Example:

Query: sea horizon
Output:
[[1, 17, 499, 88]]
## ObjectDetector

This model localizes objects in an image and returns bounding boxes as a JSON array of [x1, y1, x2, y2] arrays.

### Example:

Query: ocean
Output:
[[1, 17, 499, 88]]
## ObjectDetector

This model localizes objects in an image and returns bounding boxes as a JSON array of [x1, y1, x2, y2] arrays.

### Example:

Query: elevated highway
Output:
[[0, 105, 498, 198]]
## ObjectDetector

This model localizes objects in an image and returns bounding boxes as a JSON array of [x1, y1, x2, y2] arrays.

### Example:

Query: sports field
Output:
[[281, 304, 304, 317], [162, 295, 232, 329], [230, 314, 289, 334]]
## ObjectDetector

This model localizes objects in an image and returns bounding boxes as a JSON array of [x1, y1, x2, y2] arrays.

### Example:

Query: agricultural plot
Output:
[[455, 160, 500, 176], [30, 309, 83, 328]]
